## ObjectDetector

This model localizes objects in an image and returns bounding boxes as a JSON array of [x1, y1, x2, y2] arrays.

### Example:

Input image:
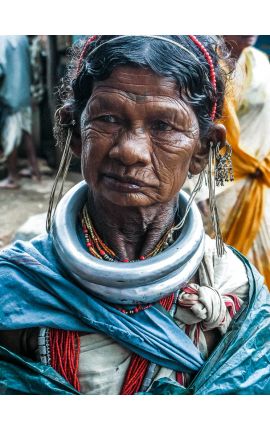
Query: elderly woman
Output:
[[0, 35, 269, 395]]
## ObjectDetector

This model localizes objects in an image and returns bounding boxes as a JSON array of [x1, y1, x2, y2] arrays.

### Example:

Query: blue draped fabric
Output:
[[1, 235, 270, 394], [0, 234, 204, 373]]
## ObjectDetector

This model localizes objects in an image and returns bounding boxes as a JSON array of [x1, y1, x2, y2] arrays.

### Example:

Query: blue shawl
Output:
[[1, 234, 270, 394], [0, 234, 203, 374]]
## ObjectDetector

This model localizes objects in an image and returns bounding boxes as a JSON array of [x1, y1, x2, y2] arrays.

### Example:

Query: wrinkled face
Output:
[[80, 66, 202, 207]]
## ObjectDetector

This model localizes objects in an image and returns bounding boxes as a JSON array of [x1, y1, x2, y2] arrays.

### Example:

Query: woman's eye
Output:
[[152, 120, 173, 132], [97, 115, 119, 124]]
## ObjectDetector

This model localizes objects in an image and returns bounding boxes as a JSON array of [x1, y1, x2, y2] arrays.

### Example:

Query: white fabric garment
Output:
[[78, 236, 249, 394], [1, 106, 32, 157]]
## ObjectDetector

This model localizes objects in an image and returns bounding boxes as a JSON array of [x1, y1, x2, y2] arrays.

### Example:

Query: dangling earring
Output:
[[208, 141, 234, 257], [46, 120, 75, 232], [215, 141, 234, 186]]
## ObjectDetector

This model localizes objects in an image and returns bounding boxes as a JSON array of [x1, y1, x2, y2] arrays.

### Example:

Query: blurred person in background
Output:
[[191, 36, 270, 289], [0, 35, 41, 189]]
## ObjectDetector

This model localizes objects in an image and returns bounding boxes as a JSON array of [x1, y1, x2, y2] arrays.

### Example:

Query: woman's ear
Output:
[[70, 126, 82, 158], [58, 105, 82, 158], [189, 124, 227, 175]]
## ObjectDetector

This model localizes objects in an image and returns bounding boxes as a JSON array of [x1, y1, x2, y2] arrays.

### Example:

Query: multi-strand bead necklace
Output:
[[81, 204, 175, 315], [81, 204, 174, 262]]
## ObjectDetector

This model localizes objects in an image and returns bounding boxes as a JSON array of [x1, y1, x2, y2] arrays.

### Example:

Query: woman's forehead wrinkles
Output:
[[87, 91, 195, 126], [92, 67, 179, 99], [91, 83, 178, 100], [89, 90, 188, 109]]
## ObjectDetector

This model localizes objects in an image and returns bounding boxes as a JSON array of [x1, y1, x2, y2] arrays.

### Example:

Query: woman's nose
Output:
[[108, 130, 152, 166]]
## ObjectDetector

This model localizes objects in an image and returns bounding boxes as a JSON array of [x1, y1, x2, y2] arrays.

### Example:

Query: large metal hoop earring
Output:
[[46, 126, 74, 232]]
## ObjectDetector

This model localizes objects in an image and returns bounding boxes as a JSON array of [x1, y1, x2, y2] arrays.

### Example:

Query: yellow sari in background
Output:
[[217, 46, 270, 288]]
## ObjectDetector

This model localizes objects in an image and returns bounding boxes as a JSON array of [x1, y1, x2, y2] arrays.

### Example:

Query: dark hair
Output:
[[56, 35, 230, 145]]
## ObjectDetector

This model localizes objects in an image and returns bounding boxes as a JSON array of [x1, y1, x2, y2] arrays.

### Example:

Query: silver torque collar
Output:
[[52, 181, 205, 305]]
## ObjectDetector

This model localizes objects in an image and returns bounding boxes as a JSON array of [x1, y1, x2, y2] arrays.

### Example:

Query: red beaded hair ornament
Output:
[[188, 35, 217, 120], [76, 35, 98, 75]]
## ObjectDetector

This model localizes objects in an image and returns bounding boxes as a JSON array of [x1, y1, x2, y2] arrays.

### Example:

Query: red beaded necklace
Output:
[[82, 204, 174, 263], [80, 206, 180, 395], [81, 204, 175, 315], [48, 207, 177, 394]]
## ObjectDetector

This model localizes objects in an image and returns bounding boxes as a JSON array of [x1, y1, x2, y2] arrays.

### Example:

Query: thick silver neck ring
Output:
[[52, 181, 205, 305]]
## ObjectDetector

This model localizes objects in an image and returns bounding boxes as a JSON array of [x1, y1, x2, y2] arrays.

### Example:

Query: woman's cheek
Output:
[[81, 130, 107, 161], [162, 156, 191, 197]]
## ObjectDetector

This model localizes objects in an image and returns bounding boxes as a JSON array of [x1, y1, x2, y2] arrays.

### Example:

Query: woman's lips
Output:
[[102, 173, 147, 193]]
